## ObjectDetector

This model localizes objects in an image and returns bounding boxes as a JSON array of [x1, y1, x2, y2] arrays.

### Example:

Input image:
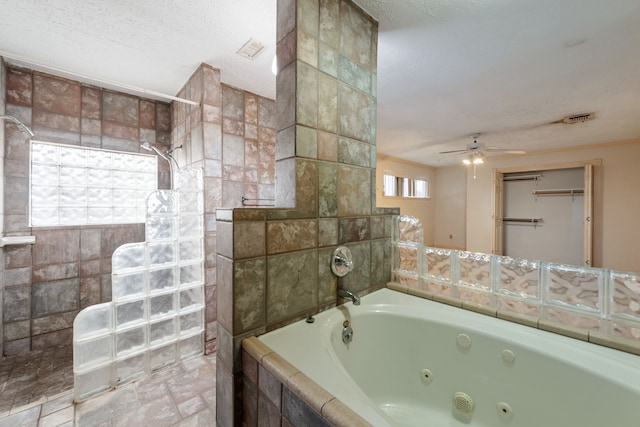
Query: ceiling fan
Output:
[[439, 133, 527, 164]]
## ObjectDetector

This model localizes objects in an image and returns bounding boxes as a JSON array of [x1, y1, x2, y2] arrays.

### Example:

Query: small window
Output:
[[384, 172, 429, 199], [30, 141, 158, 227], [383, 173, 398, 196]]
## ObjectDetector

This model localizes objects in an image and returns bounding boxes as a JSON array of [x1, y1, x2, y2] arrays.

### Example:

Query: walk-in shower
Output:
[[0, 115, 34, 137], [140, 141, 182, 189]]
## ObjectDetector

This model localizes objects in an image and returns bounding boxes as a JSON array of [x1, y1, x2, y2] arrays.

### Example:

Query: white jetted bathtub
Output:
[[259, 288, 640, 427]]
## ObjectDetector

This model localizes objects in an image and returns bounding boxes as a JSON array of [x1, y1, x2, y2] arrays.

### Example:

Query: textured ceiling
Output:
[[1, 0, 640, 166]]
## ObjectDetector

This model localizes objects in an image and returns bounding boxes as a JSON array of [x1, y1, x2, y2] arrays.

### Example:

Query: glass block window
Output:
[[30, 141, 157, 227]]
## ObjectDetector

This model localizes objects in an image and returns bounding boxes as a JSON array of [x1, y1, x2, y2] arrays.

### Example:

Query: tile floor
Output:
[[0, 346, 217, 426]]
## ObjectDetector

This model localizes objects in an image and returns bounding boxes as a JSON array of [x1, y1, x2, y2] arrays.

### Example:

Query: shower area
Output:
[[0, 59, 276, 412]]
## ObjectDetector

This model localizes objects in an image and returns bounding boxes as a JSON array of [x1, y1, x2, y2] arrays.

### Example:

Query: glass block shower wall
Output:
[[392, 215, 640, 346], [72, 166, 204, 402]]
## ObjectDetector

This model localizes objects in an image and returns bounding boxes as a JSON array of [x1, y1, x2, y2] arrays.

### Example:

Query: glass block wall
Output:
[[30, 141, 158, 227], [392, 215, 640, 344], [73, 166, 204, 401]]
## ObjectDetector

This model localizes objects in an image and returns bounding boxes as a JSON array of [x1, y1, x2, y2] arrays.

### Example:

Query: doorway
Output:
[[492, 161, 597, 267]]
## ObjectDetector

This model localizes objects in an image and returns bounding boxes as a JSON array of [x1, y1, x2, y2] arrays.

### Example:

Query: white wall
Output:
[[376, 155, 436, 245], [433, 166, 466, 249]]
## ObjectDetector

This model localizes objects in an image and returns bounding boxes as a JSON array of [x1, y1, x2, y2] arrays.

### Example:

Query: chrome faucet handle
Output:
[[331, 246, 354, 277]]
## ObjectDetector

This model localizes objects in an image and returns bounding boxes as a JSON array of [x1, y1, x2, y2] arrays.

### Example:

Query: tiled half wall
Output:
[[216, 1, 398, 426]]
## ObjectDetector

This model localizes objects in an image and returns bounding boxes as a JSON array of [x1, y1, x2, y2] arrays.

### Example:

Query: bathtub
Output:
[[258, 288, 640, 426]]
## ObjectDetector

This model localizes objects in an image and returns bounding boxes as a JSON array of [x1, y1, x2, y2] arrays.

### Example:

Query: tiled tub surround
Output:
[[392, 215, 640, 355], [2, 66, 171, 355], [242, 336, 370, 427], [73, 167, 205, 401], [255, 288, 640, 427], [216, 0, 388, 425]]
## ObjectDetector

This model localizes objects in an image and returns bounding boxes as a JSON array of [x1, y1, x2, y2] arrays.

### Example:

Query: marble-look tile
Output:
[[298, 30, 319, 68], [31, 278, 78, 317], [222, 133, 244, 167], [338, 137, 370, 167], [258, 392, 282, 427], [298, 0, 319, 36], [370, 215, 385, 239], [296, 61, 318, 128], [140, 100, 156, 129], [338, 242, 370, 293], [338, 82, 372, 143], [318, 162, 338, 218], [245, 138, 260, 168], [258, 97, 276, 129], [75, 387, 140, 426], [339, 217, 370, 243], [6, 68, 32, 106], [242, 379, 258, 426], [318, 74, 338, 133], [277, 0, 297, 42], [81, 86, 101, 119], [318, 218, 338, 247], [267, 250, 318, 323], [233, 258, 266, 334], [338, 55, 371, 94], [259, 128, 276, 169], [319, 0, 340, 49], [337, 165, 371, 217], [233, 222, 265, 259], [258, 364, 282, 409], [318, 247, 337, 304], [282, 388, 328, 427], [295, 158, 318, 217], [156, 102, 172, 132], [296, 125, 317, 159], [33, 110, 80, 132], [37, 404, 73, 427], [276, 62, 296, 131], [245, 93, 258, 125], [33, 262, 78, 282], [33, 74, 81, 116], [0, 405, 40, 427], [2, 284, 31, 323], [267, 219, 317, 254], [339, 1, 374, 70], [112, 393, 181, 426], [371, 238, 392, 286], [102, 91, 138, 127], [222, 86, 244, 121], [3, 320, 30, 341], [31, 312, 76, 335], [317, 131, 338, 161], [318, 43, 339, 77]]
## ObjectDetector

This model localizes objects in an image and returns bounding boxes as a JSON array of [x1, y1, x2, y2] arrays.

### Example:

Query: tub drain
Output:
[[453, 392, 474, 414]]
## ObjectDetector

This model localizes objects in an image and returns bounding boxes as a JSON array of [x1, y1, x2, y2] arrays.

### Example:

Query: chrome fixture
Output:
[[0, 115, 34, 137], [140, 142, 181, 189], [338, 287, 361, 305], [342, 320, 354, 344], [331, 246, 354, 277]]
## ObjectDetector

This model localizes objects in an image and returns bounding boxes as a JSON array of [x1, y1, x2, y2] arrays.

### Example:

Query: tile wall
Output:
[[170, 64, 277, 353], [215, 1, 397, 426], [1, 58, 6, 349], [1, 66, 170, 355]]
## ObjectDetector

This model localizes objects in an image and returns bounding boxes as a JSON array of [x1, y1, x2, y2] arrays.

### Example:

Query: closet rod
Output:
[[503, 218, 542, 223], [532, 188, 584, 196]]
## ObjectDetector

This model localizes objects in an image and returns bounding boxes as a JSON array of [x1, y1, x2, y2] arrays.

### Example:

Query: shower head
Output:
[[140, 141, 154, 152], [140, 141, 175, 165], [0, 115, 34, 137], [166, 145, 182, 156]]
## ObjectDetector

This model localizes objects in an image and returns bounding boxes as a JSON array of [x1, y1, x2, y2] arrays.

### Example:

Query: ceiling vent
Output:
[[236, 38, 266, 60], [561, 113, 595, 124]]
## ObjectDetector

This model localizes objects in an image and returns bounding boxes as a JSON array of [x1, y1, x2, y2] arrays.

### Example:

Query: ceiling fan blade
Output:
[[439, 149, 469, 154], [483, 147, 527, 154]]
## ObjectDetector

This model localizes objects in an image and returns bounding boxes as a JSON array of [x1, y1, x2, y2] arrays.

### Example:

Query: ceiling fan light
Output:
[[463, 158, 472, 165], [473, 157, 484, 164]]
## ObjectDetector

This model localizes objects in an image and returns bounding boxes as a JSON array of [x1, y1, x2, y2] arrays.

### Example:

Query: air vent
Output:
[[562, 113, 595, 124], [236, 38, 266, 60]]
